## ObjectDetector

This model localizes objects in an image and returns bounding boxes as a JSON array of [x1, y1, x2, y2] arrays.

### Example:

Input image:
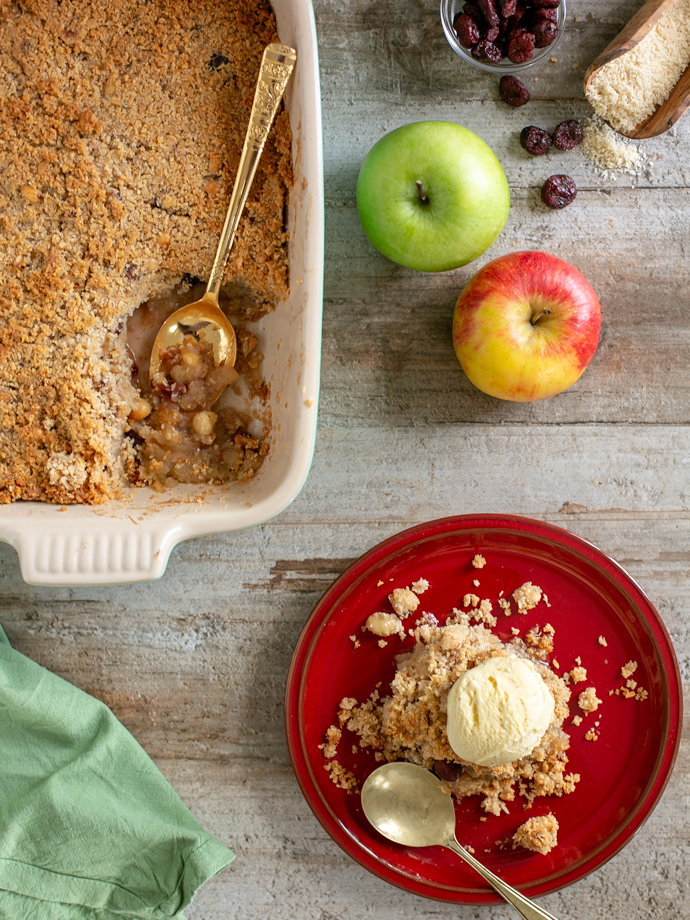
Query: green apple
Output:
[[356, 121, 510, 273]]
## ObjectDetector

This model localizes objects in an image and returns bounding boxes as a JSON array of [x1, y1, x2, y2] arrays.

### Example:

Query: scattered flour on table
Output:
[[581, 117, 645, 176], [585, 0, 690, 133]]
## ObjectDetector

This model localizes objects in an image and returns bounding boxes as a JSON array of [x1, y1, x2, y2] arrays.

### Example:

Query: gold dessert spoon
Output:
[[362, 763, 561, 920], [149, 43, 297, 402]]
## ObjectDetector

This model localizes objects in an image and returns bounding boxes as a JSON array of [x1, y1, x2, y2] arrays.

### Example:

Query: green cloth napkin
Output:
[[0, 625, 234, 920]]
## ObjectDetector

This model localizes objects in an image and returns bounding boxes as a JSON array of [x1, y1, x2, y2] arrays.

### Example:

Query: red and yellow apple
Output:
[[453, 251, 601, 402]]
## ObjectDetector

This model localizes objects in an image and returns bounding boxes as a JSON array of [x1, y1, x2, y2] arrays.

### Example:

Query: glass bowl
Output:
[[440, 0, 566, 74]]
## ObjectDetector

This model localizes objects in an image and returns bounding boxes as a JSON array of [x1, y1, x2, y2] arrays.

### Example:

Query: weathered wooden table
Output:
[[1, 0, 688, 916]]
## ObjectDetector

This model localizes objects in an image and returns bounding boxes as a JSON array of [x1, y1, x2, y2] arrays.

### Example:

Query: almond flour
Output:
[[586, 0, 690, 134]]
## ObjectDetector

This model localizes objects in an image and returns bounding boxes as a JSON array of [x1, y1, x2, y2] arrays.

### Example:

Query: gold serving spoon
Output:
[[362, 763, 561, 920], [149, 43, 297, 402]]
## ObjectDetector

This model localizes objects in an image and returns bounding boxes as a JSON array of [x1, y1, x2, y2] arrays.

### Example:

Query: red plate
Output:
[[285, 515, 682, 903]]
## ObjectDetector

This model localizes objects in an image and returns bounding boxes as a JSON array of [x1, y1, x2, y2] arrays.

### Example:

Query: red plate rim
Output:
[[285, 514, 683, 903]]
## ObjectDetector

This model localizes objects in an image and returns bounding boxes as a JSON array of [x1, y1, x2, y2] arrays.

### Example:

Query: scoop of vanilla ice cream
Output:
[[446, 656, 555, 767]]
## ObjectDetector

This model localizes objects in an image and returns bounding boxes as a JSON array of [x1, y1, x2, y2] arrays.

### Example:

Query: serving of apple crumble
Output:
[[338, 616, 579, 817], [0, 0, 292, 503]]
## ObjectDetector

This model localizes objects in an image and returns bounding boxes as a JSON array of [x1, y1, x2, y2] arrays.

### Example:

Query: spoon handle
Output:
[[445, 839, 560, 920], [205, 43, 296, 302]]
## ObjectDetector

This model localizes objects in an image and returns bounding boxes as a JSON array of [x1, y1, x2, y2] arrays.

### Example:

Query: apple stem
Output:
[[530, 308, 553, 325], [415, 180, 429, 204]]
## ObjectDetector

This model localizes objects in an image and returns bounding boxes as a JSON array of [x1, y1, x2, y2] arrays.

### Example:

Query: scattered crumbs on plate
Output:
[[389, 587, 420, 618], [463, 593, 480, 608], [377, 639, 387, 649], [411, 578, 429, 594], [513, 582, 542, 613], [377, 580, 384, 587], [319, 725, 342, 759], [472, 554, 486, 569], [498, 597, 512, 615], [552, 658, 560, 669], [572, 715, 583, 726], [511, 627, 520, 636], [585, 728, 599, 742], [578, 687, 602, 714], [598, 635, 608, 647], [621, 660, 638, 679], [324, 761, 358, 792]]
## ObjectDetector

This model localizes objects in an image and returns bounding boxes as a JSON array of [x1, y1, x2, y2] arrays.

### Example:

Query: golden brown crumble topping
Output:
[[0, 0, 291, 503], [338, 616, 579, 817], [513, 814, 559, 855]]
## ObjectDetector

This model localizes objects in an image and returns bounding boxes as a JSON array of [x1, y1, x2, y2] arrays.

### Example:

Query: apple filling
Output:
[[126, 283, 270, 490]]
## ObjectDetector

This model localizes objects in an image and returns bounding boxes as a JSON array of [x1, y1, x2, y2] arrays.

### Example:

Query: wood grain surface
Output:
[[2, 0, 689, 918]]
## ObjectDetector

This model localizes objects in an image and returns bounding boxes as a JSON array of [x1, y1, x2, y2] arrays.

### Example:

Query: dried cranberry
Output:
[[463, 1, 482, 18], [499, 74, 530, 106], [552, 119, 583, 150], [513, 4, 526, 22], [531, 7, 557, 22], [473, 39, 502, 61], [208, 53, 229, 70], [454, 13, 481, 47], [482, 24, 500, 41], [533, 20, 558, 46], [478, 0, 500, 27], [533, 0, 560, 6], [504, 24, 525, 43], [507, 30, 535, 63], [434, 760, 464, 783], [541, 174, 577, 209], [520, 125, 552, 155], [499, 0, 517, 16]]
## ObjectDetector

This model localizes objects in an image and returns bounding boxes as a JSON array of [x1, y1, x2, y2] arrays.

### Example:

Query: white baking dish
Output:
[[0, 0, 323, 586]]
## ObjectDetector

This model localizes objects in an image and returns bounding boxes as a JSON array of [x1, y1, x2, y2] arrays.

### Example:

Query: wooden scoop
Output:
[[584, 0, 690, 138]]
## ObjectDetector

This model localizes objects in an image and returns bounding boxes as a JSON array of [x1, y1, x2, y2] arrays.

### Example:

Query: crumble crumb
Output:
[[318, 725, 342, 760], [365, 611, 404, 638], [473, 579, 480, 587], [513, 582, 542, 613], [578, 687, 602, 714], [378, 639, 387, 649], [349, 635, 360, 649], [463, 594, 480, 608], [598, 636, 608, 647], [584, 729, 599, 742], [575, 657, 582, 666], [552, 659, 560, 670], [472, 554, 487, 568], [411, 578, 430, 595], [572, 715, 583, 726], [324, 761, 358, 792], [543, 593, 551, 608], [524, 626, 554, 658], [498, 598, 512, 615], [513, 814, 559, 855], [511, 627, 521, 636], [569, 667, 587, 684], [621, 660, 638, 679], [377, 580, 384, 587], [626, 679, 637, 690], [389, 588, 420, 618]]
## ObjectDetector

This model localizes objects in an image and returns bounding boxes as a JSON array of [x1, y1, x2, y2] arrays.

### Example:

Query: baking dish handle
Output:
[[1, 522, 182, 586]]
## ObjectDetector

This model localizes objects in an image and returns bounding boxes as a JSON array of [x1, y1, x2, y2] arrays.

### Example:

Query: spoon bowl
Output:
[[362, 763, 560, 920]]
